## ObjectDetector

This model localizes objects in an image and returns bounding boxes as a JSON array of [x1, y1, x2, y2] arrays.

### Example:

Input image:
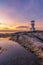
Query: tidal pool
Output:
[[0, 37, 39, 65]]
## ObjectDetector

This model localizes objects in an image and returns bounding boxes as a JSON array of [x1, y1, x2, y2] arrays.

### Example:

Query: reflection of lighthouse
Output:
[[30, 20, 35, 31]]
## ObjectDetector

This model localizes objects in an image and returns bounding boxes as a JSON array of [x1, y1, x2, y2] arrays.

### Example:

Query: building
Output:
[[30, 20, 35, 31]]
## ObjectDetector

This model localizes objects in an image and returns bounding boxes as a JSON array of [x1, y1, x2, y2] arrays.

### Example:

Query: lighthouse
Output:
[[30, 20, 35, 31]]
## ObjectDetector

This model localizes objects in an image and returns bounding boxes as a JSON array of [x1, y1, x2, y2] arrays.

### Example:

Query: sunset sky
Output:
[[0, 0, 43, 31]]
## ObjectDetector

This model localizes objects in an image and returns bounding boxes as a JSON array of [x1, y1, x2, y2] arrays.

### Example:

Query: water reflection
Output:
[[0, 37, 39, 65]]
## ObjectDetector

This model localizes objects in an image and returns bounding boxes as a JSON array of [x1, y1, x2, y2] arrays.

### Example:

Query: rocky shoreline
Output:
[[10, 32, 43, 65]]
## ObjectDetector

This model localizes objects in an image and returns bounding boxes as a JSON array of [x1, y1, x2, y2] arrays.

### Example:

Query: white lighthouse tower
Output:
[[30, 20, 35, 31]]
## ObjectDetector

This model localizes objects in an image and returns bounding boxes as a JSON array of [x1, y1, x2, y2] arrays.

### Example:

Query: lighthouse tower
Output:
[[30, 20, 35, 31]]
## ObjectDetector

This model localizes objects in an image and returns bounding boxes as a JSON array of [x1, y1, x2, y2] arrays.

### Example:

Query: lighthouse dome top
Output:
[[31, 20, 35, 22]]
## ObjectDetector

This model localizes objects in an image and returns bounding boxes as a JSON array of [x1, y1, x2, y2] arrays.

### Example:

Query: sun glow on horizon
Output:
[[0, 18, 43, 31], [0, 17, 16, 30], [0, 10, 43, 31]]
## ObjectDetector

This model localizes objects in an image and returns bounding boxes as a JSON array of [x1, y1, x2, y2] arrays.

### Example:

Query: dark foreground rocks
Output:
[[10, 32, 43, 65]]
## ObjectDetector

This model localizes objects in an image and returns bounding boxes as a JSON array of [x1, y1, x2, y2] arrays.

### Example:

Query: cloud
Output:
[[0, 23, 2, 24], [16, 26, 28, 29]]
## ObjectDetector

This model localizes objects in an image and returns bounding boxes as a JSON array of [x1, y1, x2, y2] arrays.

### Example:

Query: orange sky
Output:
[[0, 12, 43, 31], [0, 18, 43, 31]]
